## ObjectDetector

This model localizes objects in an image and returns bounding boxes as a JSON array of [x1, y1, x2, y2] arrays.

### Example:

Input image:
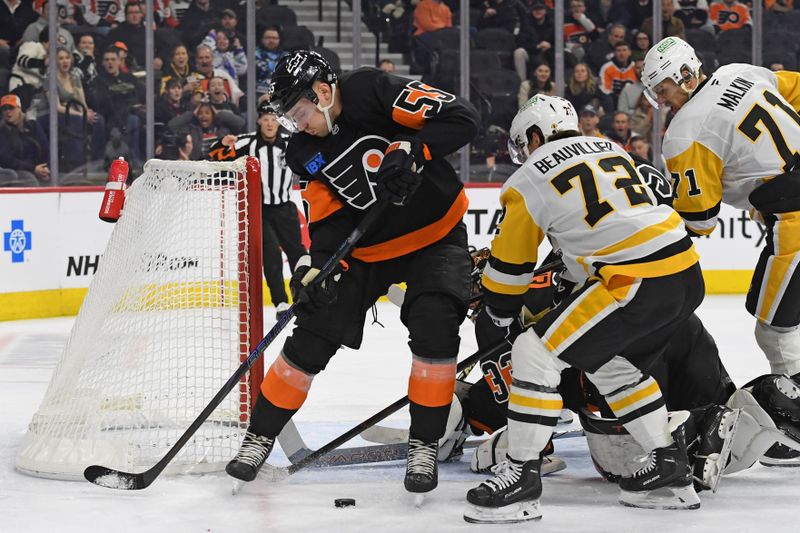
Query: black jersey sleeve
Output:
[[369, 70, 480, 158]]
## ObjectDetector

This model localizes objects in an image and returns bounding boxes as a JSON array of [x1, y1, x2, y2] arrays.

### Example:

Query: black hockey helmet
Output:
[[268, 50, 338, 116]]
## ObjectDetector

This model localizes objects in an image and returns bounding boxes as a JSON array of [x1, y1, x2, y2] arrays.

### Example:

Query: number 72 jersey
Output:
[[483, 136, 697, 302], [663, 64, 800, 235]]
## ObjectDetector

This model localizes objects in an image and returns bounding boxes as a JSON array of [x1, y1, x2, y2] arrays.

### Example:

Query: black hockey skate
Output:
[[464, 457, 543, 524], [619, 422, 700, 510], [226, 431, 275, 482], [404, 437, 439, 493], [693, 406, 741, 492]]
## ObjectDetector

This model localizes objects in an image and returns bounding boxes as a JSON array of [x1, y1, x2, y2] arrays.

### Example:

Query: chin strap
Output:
[[317, 83, 339, 135]]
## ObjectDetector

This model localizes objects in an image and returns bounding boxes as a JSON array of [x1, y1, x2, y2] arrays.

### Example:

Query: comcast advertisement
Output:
[[0, 186, 761, 321]]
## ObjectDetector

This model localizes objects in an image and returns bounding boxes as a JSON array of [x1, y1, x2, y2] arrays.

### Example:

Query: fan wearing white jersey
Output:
[[643, 38, 800, 463], [463, 95, 703, 524]]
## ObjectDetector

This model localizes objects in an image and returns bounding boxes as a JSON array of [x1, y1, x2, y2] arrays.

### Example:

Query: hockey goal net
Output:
[[16, 157, 264, 480]]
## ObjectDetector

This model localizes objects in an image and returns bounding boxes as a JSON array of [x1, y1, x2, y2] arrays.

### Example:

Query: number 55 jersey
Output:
[[662, 64, 800, 236], [482, 136, 698, 308]]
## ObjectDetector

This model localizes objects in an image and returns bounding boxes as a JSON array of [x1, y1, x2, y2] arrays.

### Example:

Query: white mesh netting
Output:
[[16, 158, 261, 480]]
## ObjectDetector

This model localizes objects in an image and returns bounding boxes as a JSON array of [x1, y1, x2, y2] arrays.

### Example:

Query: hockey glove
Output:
[[475, 305, 523, 350], [374, 136, 427, 206], [289, 255, 341, 315]]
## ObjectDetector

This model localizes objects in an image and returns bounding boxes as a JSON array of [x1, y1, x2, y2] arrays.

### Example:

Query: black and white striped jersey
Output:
[[209, 132, 293, 205]]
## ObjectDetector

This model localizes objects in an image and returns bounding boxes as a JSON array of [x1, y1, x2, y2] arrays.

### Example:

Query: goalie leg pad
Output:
[[438, 394, 467, 461], [748, 373, 800, 423], [470, 427, 567, 475], [724, 387, 800, 473]]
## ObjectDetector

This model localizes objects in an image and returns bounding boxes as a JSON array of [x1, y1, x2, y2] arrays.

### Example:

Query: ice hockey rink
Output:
[[2, 296, 799, 533]]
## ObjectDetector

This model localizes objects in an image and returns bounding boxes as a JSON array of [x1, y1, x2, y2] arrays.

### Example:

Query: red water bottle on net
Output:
[[99, 157, 129, 223]]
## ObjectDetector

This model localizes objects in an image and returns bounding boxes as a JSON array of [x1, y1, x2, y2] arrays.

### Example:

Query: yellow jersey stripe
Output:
[[597, 247, 699, 281], [593, 211, 684, 258]]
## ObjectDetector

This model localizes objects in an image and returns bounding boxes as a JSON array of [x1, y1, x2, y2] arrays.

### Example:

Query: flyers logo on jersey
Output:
[[321, 135, 389, 210], [392, 80, 455, 130]]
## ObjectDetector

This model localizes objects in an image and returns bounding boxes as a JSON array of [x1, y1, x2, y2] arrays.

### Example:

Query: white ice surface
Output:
[[1, 297, 799, 533]]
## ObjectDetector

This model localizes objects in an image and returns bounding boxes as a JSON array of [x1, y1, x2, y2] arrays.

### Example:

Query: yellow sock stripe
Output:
[[509, 392, 563, 411], [607, 380, 660, 413]]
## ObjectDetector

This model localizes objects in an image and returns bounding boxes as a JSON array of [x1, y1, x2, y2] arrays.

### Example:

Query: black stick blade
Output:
[[84, 465, 149, 490]]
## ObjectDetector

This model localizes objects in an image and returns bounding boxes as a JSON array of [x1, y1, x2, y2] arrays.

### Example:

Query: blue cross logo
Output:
[[3, 219, 32, 263]]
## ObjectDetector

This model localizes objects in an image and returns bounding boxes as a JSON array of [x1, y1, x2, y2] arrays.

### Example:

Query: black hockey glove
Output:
[[475, 305, 523, 351], [375, 136, 427, 206], [289, 255, 341, 315]]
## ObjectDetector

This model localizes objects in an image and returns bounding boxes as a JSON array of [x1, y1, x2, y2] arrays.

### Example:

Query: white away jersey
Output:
[[482, 135, 697, 299], [663, 64, 800, 235]]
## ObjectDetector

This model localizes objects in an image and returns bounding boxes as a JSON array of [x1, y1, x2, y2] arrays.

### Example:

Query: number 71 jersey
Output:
[[663, 64, 800, 235], [483, 136, 697, 297]]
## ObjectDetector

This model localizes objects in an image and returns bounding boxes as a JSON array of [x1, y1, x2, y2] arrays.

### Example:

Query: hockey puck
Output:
[[334, 498, 356, 508]]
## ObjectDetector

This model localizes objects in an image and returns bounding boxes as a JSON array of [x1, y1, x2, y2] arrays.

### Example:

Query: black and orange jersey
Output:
[[285, 67, 479, 266]]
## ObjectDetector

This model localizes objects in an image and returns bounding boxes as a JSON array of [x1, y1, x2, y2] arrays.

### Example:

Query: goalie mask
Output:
[[642, 37, 702, 109], [268, 50, 339, 134], [508, 95, 579, 164]]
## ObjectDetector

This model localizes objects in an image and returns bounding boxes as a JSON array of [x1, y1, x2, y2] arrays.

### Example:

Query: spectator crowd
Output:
[[0, 0, 291, 185], [0, 0, 797, 185]]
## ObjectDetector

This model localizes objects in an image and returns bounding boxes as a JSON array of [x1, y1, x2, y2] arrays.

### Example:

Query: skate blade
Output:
[[413, 494, 425, 508], [619, 485, 700, 510], [542, 455, 567, 476], [231, 479, 245, 495], [702, 408, 743, 492], [759, 455, 800, 467], [463, 500, 542, 524]]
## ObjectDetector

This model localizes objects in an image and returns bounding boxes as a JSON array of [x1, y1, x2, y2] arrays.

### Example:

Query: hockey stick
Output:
[[359, 423, 584, 446], [84, 200, 390, 490], [280, 427, 493, 469], [262, 337, 514, 480]]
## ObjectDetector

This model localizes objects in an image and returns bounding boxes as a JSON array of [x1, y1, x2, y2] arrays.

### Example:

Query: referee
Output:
[[209, 102, 307, 319]]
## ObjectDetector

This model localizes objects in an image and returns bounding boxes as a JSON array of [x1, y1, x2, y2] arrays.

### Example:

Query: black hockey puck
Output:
[[334, 498, 356, 508]]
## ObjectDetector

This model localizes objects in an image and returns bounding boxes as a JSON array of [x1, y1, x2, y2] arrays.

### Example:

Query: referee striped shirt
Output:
[[225, 132, 292, 205]]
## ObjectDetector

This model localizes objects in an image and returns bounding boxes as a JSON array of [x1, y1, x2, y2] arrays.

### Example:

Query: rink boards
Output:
[[0, 185, 764, 321]]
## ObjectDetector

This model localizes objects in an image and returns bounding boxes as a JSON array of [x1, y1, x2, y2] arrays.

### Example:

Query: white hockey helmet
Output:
[[508, 94, 579, 164], [642, 36, 703, 108]]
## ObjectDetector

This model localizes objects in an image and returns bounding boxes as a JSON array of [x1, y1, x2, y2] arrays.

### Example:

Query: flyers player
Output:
[[643, 36, 800, 463], [224, 50, 480, 498], [463, 95, 703, 523]]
